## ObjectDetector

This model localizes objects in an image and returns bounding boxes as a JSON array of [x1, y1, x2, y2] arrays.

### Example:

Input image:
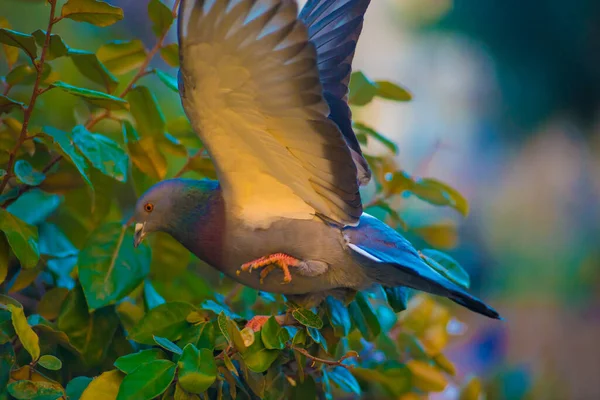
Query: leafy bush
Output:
[[1, 1, 484, 399]]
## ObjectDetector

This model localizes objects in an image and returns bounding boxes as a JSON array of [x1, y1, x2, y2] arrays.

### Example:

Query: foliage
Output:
[[0, 1, 485, 399]]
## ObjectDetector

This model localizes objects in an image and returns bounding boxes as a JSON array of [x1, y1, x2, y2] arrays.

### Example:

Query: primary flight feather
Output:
[[133, 0, 501, 326]]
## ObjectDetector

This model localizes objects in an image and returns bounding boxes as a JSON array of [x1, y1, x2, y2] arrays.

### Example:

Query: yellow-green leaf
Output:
[[159, 43, 179, 67], [72, 125, 128, 182], [61, 0, 124, 27], [349, 71, 377, 106], [177, 344, 217, 394], [38, 354, 62, 371], [406, 360, 448, 392], [122, 121, 167, 180], [411, 178, 469, 216], [0, 18, 18, 68], [0, 235, 9, 285], [459, 376, 482, 400], [38, 287, 69, 321], [114, 348, 167, 374], [154, 335, 183, 355], [7, 304, 40, 361], [97, 40, 147, 75], [7, 380, 64, 400], [68, 49, 119, 92], [0, 94, 24, 115], [32, 30, 69, 61], [375, 80, 412, 101], [292, 308, 323, 329], [0, 209, 39, 269], [148, 0, 174, 37], [50, 81, 128, 110], [80, 369, 124, 400], [116, 359, 176, 400], [420, 249, 470, 289], [353, 122, 399, 154], [126, 85, 165, 137], [0, 28, 36, 59]]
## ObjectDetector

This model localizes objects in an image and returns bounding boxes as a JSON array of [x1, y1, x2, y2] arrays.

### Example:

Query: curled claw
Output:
[[238, 253, 301, 284]]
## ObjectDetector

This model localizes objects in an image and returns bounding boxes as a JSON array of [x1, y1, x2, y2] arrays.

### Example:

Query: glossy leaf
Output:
[[420, 249, 470, 289], [32, 30, 69, 60], [148, 0, 174, 37], [126, 85, 165, 137], [38, 355, 62, 371], [7, 380, 64, 400], [159, 43, 179, 67], [349, 71, 378, 106], [51, 81, 128, 110], [97, 40, 147, 75], [0, 209, 39, 269], [116, 359, 176, 400], [72, 125, 128, 182], [406, 360, 448, 392], [68, 49, 119, 92], [261, 316, 287, 350], [177, 344, 217, 393], [0, 28, 36, 59], [329, 366, 361, 395], [61, 0, 124, 27], [154, 335, 183, 355], [375, 80, 412, 101], [80, 370, 124, 400], [154, 69, 178, 92], [123, 121, 168, 180], [14, 160, 45, 186], [241, 331, 280, 373], [6, 304, 38, 363], [292, 308, 323, 329], [384, 286, 410, 313], [114, 348, 167, 374], [65, 376, 93, 400], [128, 301, 196, 344]]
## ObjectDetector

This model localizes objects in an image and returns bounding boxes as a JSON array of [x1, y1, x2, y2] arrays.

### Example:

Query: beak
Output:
[[133, 222, 146, 248]]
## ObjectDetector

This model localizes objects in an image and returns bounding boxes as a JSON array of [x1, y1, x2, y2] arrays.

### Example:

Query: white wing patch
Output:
[[347, 243, 382, 263]]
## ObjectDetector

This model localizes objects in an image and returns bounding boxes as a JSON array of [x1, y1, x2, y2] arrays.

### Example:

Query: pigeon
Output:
[[132, 0, 501, 326]]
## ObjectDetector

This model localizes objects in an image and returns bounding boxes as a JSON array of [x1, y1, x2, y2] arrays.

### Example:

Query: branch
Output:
[[290, 346, 359, 370], [0, 0, 58, 195]]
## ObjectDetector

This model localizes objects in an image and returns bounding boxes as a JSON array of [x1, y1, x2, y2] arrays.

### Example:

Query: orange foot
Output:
[[245, 315, 271, 332], [238, 253, 301, 284]]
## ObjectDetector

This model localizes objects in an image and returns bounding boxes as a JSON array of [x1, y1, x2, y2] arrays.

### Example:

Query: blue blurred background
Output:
[[4, 0, 600, 398]]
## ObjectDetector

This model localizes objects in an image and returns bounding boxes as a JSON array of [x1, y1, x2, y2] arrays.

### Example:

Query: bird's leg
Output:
[[238, 252, 301, 284]]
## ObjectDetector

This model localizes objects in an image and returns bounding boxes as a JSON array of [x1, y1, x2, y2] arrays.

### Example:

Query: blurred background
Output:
[[4, 0, 600, 398]]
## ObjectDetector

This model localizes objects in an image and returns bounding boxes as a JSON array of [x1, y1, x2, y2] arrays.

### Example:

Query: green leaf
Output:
[[153, 335, 183, 355], [0, 342, 15, 392], [177, 344, 217, 394], [66, 376, 93, 400], [159, 43, 179, 67], [178, 321, 216, 351], [79, 223, 151, 310], [292, 308, 323, 329], [14, 160, 45, 186], [0, 94, 24, 114], [116, 359, 176, 400], [61, 0, 124, 27], [241, 331, 280, 373], [6, 64, 37, 86], [128, 301, 196, 345], [114, 348, 167, 374], [50, 81, 128, 110], [459, 376, 482, 400], [0, 28, 36, 59], [144, 280, 166, 310], [384, 287, 410, 313], [7, 380, 64, 400], [126, 85, 165, 137], [32, 30, 69, 61], [260, 317, 287, 350], [72, 125, 128, 182], [68, 49, 119, 92], [375, 80, 412, 102], [349, 71, 378, 106], [0, 18, 18, 68], [352, 366, 411, 397], [37, 355, 62, 371], [0, 209, 39, 269], [80, 370, 124, 400], [97, 40, 147, 75], [6, 304, 39, 361], [154, 69, 178, 92], [410, 178, 469, 216], [122, 121, 167, 180], [353, 122, 399, 154], [420, 249, 470, 289], [217, 311, 229, 342], [148, 0, 174, 37], [329, 366, 361, 395], [348, 292, 381, 341], [0, 235, 8, 285], [406, 360, 448, 392], [324, 296, 351, 337]]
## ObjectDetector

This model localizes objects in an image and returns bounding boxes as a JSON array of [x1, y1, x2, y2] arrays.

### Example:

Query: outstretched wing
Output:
[[300, 0, 372, 185], [178, 0, 362, 228]]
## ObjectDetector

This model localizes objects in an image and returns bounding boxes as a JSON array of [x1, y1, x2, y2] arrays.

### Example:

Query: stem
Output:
[[1, 155, 62, 209], [0, 0, 58, 194], [290, 346, 358, 370]]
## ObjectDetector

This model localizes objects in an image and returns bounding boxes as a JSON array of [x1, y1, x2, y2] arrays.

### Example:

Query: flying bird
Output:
[[133, 0, 501, 329]]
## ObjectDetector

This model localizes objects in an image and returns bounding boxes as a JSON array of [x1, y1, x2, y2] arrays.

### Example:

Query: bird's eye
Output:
[[144, 203, 154, 212]]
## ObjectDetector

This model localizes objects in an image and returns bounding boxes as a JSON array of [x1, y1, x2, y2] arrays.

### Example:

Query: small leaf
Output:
[[72, 125, 128, 182], [217, 312, 229, 342], [384, 286, 410, 313], [128, 301, 196, 344], [32, 30, 69, 60], [406, 360, 448, 392], [78, 223, 151, 310], [50, 81, 128, 110], [14, 160, 45, 186], [7, 380, 64, 400], [68, 49, 119, 92], [420, 249, 470, 289], [292, 308, 323, 329], [260, 317, 286, 350], [7, 190, 61, 226], [0, 94, 24, 115], [349, 71, 378, 106], [353, 122, 399, 154], [61, 0, 124, 27], [410, 178, 469, 216], [114, 348, 167, 374], [66, 376, 93, 400], [459, 376, 482, 400], [116, 359, 176, 400], [122, 121, 167, 180], [348, 292, 381, 341], [433, 353, 456, 376], [329, 366, 361, 395], [6, 304, 40, 361], [0, 28, 36, 59], [80, 370, 124, 400], [159, 43, 179, 67], [148, 0, 174, 37], [0, 209, 39, 269], [154, 69, 178, 92], [375, 80, 412, 101], [37, 355, 62, 370], [153, 335, 183, 355], [97, 40, 147, 75], [177, 344, 217, 394], [126, 85, 165, 137]]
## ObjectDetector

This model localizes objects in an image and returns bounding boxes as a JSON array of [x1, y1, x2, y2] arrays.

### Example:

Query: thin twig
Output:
[[290, 346, 358, 370], [0, 0, 58, 194]]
